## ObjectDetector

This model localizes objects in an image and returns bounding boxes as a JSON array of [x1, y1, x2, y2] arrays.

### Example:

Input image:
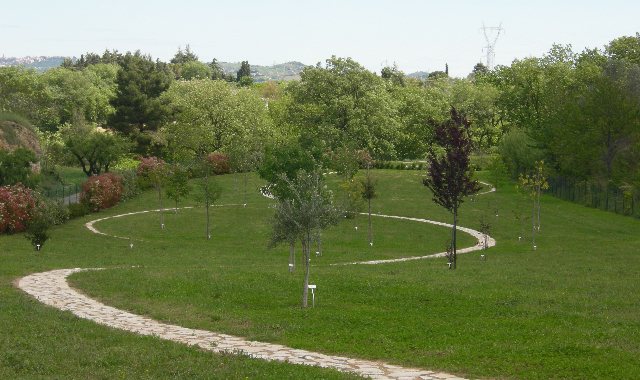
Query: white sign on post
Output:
[[308, 285, 317, 308]]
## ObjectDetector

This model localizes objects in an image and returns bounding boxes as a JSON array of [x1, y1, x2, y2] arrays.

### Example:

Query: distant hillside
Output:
[[0, 56, 71, 72], [407, 71, 430, 80], [218, 61, 307, 82]]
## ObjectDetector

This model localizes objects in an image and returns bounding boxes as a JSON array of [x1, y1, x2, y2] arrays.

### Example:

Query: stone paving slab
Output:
[[18, 268, 477, 380]]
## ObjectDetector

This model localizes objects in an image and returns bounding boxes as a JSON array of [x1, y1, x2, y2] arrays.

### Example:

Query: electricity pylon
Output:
[[480, 22, 504, 70]]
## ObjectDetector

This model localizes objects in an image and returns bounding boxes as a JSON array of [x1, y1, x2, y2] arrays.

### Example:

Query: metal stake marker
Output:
[[130, 222, 133, 249], [308, 285, 316, 308]]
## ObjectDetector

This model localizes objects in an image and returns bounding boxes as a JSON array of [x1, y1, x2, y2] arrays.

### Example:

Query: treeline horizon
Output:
[[1, 33, 639, 190]]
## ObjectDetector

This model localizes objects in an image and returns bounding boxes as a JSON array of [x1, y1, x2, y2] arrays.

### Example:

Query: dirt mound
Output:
[[0, 121, 41, 154]]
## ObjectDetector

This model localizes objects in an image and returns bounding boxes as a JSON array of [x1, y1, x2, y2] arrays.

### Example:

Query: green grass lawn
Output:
[[2, 170, 639, 379]]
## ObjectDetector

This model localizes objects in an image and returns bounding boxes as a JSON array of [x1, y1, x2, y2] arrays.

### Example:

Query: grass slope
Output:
[[1, 170, 639, 379]]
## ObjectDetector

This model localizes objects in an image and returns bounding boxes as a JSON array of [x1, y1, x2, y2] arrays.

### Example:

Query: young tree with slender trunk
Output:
[[360, 162, 378, 247], [268, 169, 339, 308], [517, 161, 548, 250], [423, 107, 482, 269], [195, 162, 222, 240], [486, 154, 507, 218], [165, 165, 191, 214], [137, 157, 169, 229]]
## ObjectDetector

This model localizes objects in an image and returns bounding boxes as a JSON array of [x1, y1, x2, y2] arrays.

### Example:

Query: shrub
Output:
[[113, 157, 141, 171], [0, 183, 38, 234], [68, 202, 91, 219], [136, 156, 168, 189], [116, 170, 141, 201], [205, 153, 231, 175], [80, 173, 124, 212], [24, 214, 50, 250], [39, 196, 69, 225]]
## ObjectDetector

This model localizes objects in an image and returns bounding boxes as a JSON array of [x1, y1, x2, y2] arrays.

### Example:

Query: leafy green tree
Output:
[[328, 146, 371, 211], [428, 71, 448, 79], [237, 76, 254, 87], [381, 63, 406, 87], [180, 61, 213, 80], [606, 33, 640, 66], [550, 59, 640, 184], [170, 45, 199, 64], [42, 65, 117, 126], [498, 128, 545, 177], [390, 84, 449, 159], [360, 163, 378, 246], [0, 67, 57, 130], [108, 52, 172, 155], [422, 107, 482, 269], [268, 169, 339, 308], [193, 160, 222, 240], [486, 45, 576, 155], [450, 79, 502, 152], [165, 165, 191, 213], [287, 56, 400, 159], [0, 148, 39, 187], [236, 61, 251, 82], [473, 62, 488, 75], [257, 141, 316, 199], [163, 79, 271, 160], [62, 120, 131, 177], [208, 59, 226, 80]]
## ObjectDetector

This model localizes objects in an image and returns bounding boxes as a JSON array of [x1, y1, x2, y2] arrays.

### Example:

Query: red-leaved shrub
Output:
[[136, 156, 168, 189], [0, 183, 38, 234], [205, 153, 230, 175], [81, 173, 124, 212]]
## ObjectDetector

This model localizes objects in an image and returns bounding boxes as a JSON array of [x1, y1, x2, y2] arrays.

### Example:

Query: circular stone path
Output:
[[18, 183, 496, 380]]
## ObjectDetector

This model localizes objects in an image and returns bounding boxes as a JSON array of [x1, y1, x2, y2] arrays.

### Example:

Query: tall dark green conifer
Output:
[[236, 61, 251, 81], [108, 52, 172, 156], [109, 52, 172, 136]]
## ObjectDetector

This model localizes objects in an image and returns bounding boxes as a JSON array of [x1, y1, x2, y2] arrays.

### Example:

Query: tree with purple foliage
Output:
[[423, 107, 482, 269]]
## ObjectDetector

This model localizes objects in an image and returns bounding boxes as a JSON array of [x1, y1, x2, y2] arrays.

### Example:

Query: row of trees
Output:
[[484, 35, 640, 187]]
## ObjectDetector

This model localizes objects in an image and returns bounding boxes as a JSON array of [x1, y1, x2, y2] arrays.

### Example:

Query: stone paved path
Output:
[[18, 183, 497, 380], [19, 268, 473, 380]]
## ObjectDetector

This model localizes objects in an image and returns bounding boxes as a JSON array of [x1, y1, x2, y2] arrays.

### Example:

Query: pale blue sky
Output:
[[1, 0, 638, 77]]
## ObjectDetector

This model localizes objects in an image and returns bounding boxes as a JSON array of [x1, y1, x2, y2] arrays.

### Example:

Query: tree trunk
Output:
[[235, 170, 238, 191], [495, 188, 498, 217], [157, 187, 164, 229], [368, 198, 373, 246], [243, 171, 247, 208], [537, 186, 541, 230], [302, 230, 310, 308], [355, 201, 358, 230], [205, 168, 210, 239], [317, 225, 322, 257], [452, 207, 457, 269], [532, 198, 536, 250], [289, 242, 295, 273]]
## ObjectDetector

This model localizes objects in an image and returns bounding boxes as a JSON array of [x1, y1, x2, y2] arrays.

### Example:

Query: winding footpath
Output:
[[18, 184, 496, 380]]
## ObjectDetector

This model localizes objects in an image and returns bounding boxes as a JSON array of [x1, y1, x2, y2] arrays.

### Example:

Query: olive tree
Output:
[[268, 169, 339, 308]]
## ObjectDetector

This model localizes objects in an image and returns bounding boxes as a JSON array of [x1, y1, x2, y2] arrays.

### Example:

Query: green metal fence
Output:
[[43, 184, 82, 204], [546, 177, 638, 218]]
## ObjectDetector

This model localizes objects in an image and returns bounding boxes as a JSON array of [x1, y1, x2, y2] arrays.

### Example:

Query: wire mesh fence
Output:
[[43, 184, 82, 204], [545, 177, 638, 218]]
